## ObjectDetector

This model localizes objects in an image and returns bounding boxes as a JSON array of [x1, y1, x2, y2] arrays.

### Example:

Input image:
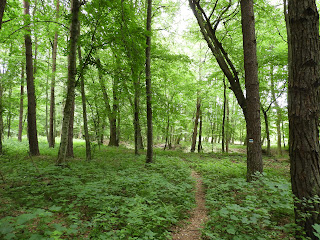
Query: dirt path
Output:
[[171, 170, 208, 240]]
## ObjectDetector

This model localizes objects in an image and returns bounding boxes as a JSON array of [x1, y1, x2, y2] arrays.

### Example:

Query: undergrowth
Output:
[[0, 139, 194, 240], [186, 152, 296, 240]]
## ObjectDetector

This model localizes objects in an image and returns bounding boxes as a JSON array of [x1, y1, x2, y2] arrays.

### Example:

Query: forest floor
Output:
[[171, 170, 208, 240], [0, 139, 296, 239]]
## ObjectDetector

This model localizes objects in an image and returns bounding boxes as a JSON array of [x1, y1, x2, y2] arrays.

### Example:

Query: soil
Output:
[[171, 170, 208, 240]]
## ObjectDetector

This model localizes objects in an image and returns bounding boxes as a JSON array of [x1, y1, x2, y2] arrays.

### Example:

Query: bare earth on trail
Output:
[[171, 170, 208, 240]]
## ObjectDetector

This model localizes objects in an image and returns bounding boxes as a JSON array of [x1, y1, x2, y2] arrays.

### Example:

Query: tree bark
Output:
[[18, 64, 24, 141], [145, 0, 153, 163], [66, 98, 75, 158], [241, 0, 262, 181], [49, 0, 59, 148], [288, 0, 320, 238], [24, 0, 40, 156], [0, 83, 3, 154], [261, 106, 271, 156], [57, 0, 80, 164], [222, 77, 226, 152], [78, 47, 91, 161], [0, 0, 6, 30], [6, 88, 12, 138], [191, 97, 200, 152], [197, 109, 203, 153]]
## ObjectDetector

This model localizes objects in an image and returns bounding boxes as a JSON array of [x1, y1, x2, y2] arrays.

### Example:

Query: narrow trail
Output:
[[171, 170, 208, 240]]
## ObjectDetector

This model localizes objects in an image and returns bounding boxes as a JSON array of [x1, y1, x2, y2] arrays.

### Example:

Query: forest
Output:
[[1, 0, 320, 239]]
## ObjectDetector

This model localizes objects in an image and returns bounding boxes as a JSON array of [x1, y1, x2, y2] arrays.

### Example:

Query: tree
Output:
[[18, 64, 24, 142], [288, 0, 320, 238], [48, 0, 60, 148], [188, 0, 262, 180], [241, 0, 262, 180], [145, 0, 153, 163], [24, 0, 40, 156], [190, 97, 200, 152], [57, 0, 80, 165], [0, 0, 6, 30]]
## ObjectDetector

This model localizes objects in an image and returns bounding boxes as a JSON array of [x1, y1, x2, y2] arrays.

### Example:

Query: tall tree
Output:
[[49, 0, 60, 148], [288, 0, 320, 238], [145, 0, 153, 163], [0, 0, 6, 30], [189, 0, 262, 179], [78, 47, 91, 161], [57, 0, 80, 164], [18, 63, 24, 142], [241, 0, 262, 181], [24, 0, 40, 156], [191, 97, 200, 152]]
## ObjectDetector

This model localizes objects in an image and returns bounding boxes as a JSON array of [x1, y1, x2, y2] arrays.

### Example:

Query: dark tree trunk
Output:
[[6, 88, 12, 138], [191, 97, 200, 152], [49, 0, 59, 148], [0, 84, 3, 154], [145, 0, 153, 163], [222, 77, 226, 152], [197, 109, 203, 153], [226, 97, 229, 153], [0, 0, 6, 30], [24, 0, 40, 156], [66, 98, 75, 158], [241, 0, 262, 181], [57, 0, 80, 164], [18, 64, 24, 141], [288, 0, 320, 238], [78, 47, 91, 161], [164, 112, 170, 150], [261, 107, 271, 156]]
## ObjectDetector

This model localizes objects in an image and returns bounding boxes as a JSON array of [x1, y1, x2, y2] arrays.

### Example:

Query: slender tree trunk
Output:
[[0, 0, 6, 30], [18, 64, 24, 141], [226, 97, 229, 153], [0, 83, 3, 154], [197, 109, 203, 153], [78, 47, 91, 161], [145, 0, 153, 163], [261, 107, 271, 156], [164, 112, 170, 150], [6, 88, 11, 138], [24, 0, 40, 156], [222, 77, 226, 152], [281, 120, 286, 148], [191, 97, 200, 152], [241, 0, 262, 181], [288, 0, 320, 238], [57, 0, 80, 164], [49, 0, 59, 148], [270, 65, 282, 156]]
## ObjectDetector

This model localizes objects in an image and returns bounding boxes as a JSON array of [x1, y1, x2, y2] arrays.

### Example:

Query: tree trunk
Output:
[[197, 109, 203, 153], [0, 83, 3, 154], [145, 0, 153, 163], [57, 0, 80, 165], [241, 0, 262, 181], [24, 0, 40, 156], [0, 0, 6, 30], [270, 65, 282, 156], [226, 97, 229, 153], [49, 0, 59, 148], [18, 64, 24, 141], [6, 88, 12, 138], [66, 98, 75, 158], [261, 107, 271, 156], [288, 0, 320, 238], [222, 77, 226, 152], [78, 47, 91, 161], [191, 97, 200, 152]]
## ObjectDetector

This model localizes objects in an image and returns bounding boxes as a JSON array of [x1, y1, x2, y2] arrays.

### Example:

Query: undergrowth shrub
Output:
[[0, 140, 194, 240]]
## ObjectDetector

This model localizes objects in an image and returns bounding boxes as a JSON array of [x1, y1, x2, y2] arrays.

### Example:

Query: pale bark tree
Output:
[[57, 0, 80, 164], [145, 0, 153, 163], [288, 0, 320, 238], [24, 0, 40, 156]]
